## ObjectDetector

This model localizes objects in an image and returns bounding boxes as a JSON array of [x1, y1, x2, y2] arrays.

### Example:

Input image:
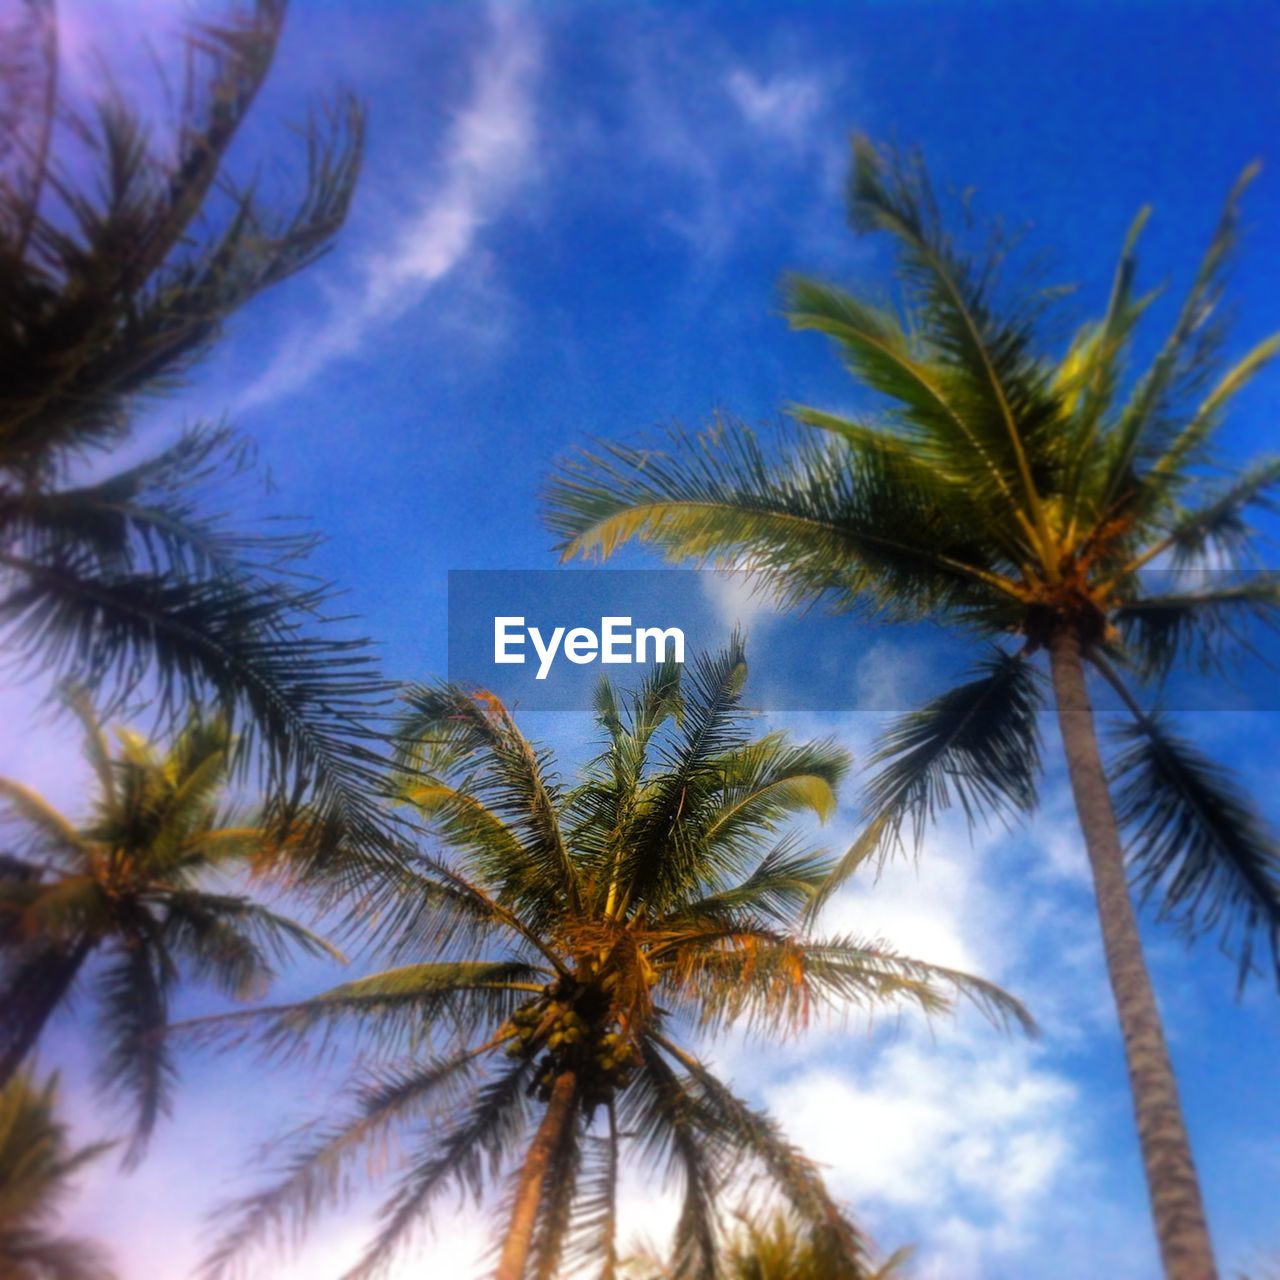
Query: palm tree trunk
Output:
[[495, 1069, 577, 1280], [1048, 628, 1216, 1280], [0, 937, 93, 1087]]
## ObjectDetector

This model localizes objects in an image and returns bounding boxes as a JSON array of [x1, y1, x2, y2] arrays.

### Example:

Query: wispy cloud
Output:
[[239, 2, 540, 409], [700, 569, 784, 634], [588, 18, 850, 266], [725, 67, 828, 147]]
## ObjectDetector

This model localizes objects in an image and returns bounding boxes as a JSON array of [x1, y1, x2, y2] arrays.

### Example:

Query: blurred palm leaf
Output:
[[0, 1070, 116, 1279], [0, 689, 339, 1159], [0, 1, 393, 876]]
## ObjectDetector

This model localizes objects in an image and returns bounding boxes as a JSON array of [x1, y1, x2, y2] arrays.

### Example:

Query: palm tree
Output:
[[187, 639, 1030, 1280], [544, 137, 1280, 1280], [0, 689, 339, 1159], [626, 1209, 913, 1280], [0, 1071, 115, 1280], [0, 0, 391, 869]]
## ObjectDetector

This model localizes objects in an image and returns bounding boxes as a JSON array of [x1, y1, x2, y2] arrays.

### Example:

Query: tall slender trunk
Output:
[[0, 937, 92, 1088], [1049, 629, 1216, 1280], [495, 1070, 577, 1280]]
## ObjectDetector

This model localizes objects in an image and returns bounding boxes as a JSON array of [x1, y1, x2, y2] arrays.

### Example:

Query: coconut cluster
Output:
[[505, 982, 640, 1107]]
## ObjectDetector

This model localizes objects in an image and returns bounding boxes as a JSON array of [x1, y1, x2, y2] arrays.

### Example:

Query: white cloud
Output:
[[725, 68, 826, 146], [591, 19, 850, 266], [765, 1033, 1076, 1220], [239, 1, 540, 408], [700, 569, 783, 633], [852, 640, 932, 715]]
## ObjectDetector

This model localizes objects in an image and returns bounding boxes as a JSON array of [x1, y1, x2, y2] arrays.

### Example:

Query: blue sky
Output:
[[5, 1, 1280, 1277]]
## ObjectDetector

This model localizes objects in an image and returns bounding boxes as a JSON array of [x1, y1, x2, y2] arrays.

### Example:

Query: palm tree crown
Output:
[[546, 135, 1280, 987], [0, 690, 338, 1159], [627, 1209, 913, 1280], [545, 137, 1280, 1280], [0, 1071, 115, 1280], [0, 0, 392, 872], [190, 639, 1029, 1280]]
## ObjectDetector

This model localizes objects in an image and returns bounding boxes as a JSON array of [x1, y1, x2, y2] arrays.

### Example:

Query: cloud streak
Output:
[[239, 2, 540, 409], [725, 67, 827, 146]]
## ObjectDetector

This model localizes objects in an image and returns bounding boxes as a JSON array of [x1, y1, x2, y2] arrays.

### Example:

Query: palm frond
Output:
[[703, 734, 847, 846], [200, 1039, 499, 1280], [1100, 162, 1261, 511], [561, 1114, 621, 1280], [1110, 714, 1280, 989], [610, 635, 753, 915], [395, 682, 580, 923], [359, 854, 568, 972], [177, 961, 541, 1061], [817, 652, 1042, 906], [0, 0, 58, 261], [61, 685, 116, 809], [199, 1044, 494, 1280], [1137, 334, 1280, 507], [845, 136, 1059, 550], [14, 877, 108, 944], [625, 1043, 720, 1280], [157, 891, 340, 1000], [1114, 574, 1280, 677], [1058, 205, 1153, 471], [0, 778, 88, 868], [341, 1057, 534, 1280], [94, 938, 174, 1163], [668, 933, 1034, 1038], [653, 1039, 869, 1280], [545, 421, 1022, 625], [0, 1228, 118, 1280], [785, 274, 1036, 544], [670, 836, 833, 930], [1156, 459, 1280, 568], [0, 538, 394, 877], [0, 2, 363, 468], [0, 1069, 116, 1280]]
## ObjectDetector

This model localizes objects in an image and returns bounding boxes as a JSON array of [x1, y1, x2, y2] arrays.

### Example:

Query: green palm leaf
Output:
[[654, 1039, 869, 1279], [1100, 163, 1261, 512], [396, 682, 581, 923], [813, 652, 1042, 911], [0, 1071, 116, 1280], [1110, 716, 1280, 988], [0, 694, 341, 1152], [1114, 575, 1280, 677], [341, 1058, 534, 1280], [198, 1044, 496, 1280], [545, 422, 1023, 624]]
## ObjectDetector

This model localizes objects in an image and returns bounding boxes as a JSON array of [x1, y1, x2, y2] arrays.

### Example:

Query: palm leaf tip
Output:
[[809, 652, 1042, 914], [1111, 715, 1280, 990]]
